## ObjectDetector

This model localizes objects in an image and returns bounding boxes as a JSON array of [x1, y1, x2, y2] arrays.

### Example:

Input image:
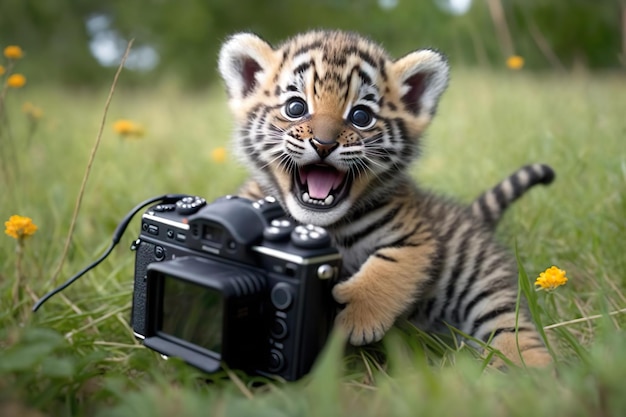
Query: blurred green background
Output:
[[1, 0, 623, 87]]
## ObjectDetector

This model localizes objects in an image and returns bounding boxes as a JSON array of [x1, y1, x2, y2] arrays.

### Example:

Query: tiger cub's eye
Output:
[[284, 97, 308, 119], [349, 106, 375, 129]]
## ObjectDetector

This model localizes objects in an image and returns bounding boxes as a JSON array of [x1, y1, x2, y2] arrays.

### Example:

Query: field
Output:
[[1, 69, 625, 417]]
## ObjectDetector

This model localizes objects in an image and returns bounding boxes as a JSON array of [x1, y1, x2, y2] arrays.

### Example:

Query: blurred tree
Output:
[[0, 0, 110, 83], [511, 0, 622, 69], [0, 0, 622, 87]]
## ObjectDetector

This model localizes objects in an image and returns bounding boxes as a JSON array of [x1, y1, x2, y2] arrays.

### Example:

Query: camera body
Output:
[[130, 194, 341, 381]]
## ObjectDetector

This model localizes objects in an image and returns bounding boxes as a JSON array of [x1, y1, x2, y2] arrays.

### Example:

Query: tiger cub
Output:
[[218, 30, 553, 367]]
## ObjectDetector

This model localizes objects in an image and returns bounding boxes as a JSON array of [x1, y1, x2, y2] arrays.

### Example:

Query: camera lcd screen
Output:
[[159, 275, 224, 354]]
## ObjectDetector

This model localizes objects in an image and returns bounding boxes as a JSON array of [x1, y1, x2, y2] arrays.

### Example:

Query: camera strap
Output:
[[32, 193, 188, 312]]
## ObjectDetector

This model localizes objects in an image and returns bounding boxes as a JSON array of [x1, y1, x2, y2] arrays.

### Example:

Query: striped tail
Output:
[[471, 163, 555, 227]]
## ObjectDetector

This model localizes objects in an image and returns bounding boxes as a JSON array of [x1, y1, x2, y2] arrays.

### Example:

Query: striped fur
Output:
[[472, 163, 555, 227], [219, 30, 552, 367]]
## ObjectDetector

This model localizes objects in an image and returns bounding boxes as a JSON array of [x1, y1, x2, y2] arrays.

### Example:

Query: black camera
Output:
[[129, 195, 341, 381]]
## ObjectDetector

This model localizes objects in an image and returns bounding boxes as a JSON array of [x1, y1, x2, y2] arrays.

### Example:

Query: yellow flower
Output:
[[506, 55, 524, 70], [535, 266, 568, 291], [0, 65, 5, 76], [4, 45, 24, 60], [7, 73, 26, 88], [22, 102, 43, 120], [113, 119, 144, 138], [211, 147, 227, 163], [4, 215, 38, 240]]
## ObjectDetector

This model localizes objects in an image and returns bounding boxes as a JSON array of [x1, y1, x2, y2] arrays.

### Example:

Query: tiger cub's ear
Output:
[[218, 33, 275, 100], [391, 49, 449, 118]]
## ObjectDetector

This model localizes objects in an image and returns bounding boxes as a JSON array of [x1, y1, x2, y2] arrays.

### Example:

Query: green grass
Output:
[[1, 69, 625, 417]]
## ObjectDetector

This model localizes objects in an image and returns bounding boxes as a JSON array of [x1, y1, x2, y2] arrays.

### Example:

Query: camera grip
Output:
[[131, 240, 158, 336]]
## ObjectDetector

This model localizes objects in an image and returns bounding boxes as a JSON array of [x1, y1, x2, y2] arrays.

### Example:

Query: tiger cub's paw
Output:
[[332, 280, 395, 346]]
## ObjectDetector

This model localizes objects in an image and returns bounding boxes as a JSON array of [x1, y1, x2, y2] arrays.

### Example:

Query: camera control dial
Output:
[[175, 196, 206, 214], [268, 349, 285, 373], [270, 318, 288, 339], [270, 282, 293, 310], [291, 225, 331, 249], [253, 196, 284, 220], [263, 218, 295, 241]]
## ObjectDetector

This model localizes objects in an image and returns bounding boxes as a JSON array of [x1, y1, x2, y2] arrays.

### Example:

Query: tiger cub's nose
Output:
[[310, 138, 339, 159]]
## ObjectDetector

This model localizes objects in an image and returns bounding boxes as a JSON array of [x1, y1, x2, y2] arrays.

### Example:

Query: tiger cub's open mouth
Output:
[[293, 164, 350, 210]]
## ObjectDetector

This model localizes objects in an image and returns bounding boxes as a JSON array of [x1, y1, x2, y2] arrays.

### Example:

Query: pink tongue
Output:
[[306, 169, 344, 199]]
